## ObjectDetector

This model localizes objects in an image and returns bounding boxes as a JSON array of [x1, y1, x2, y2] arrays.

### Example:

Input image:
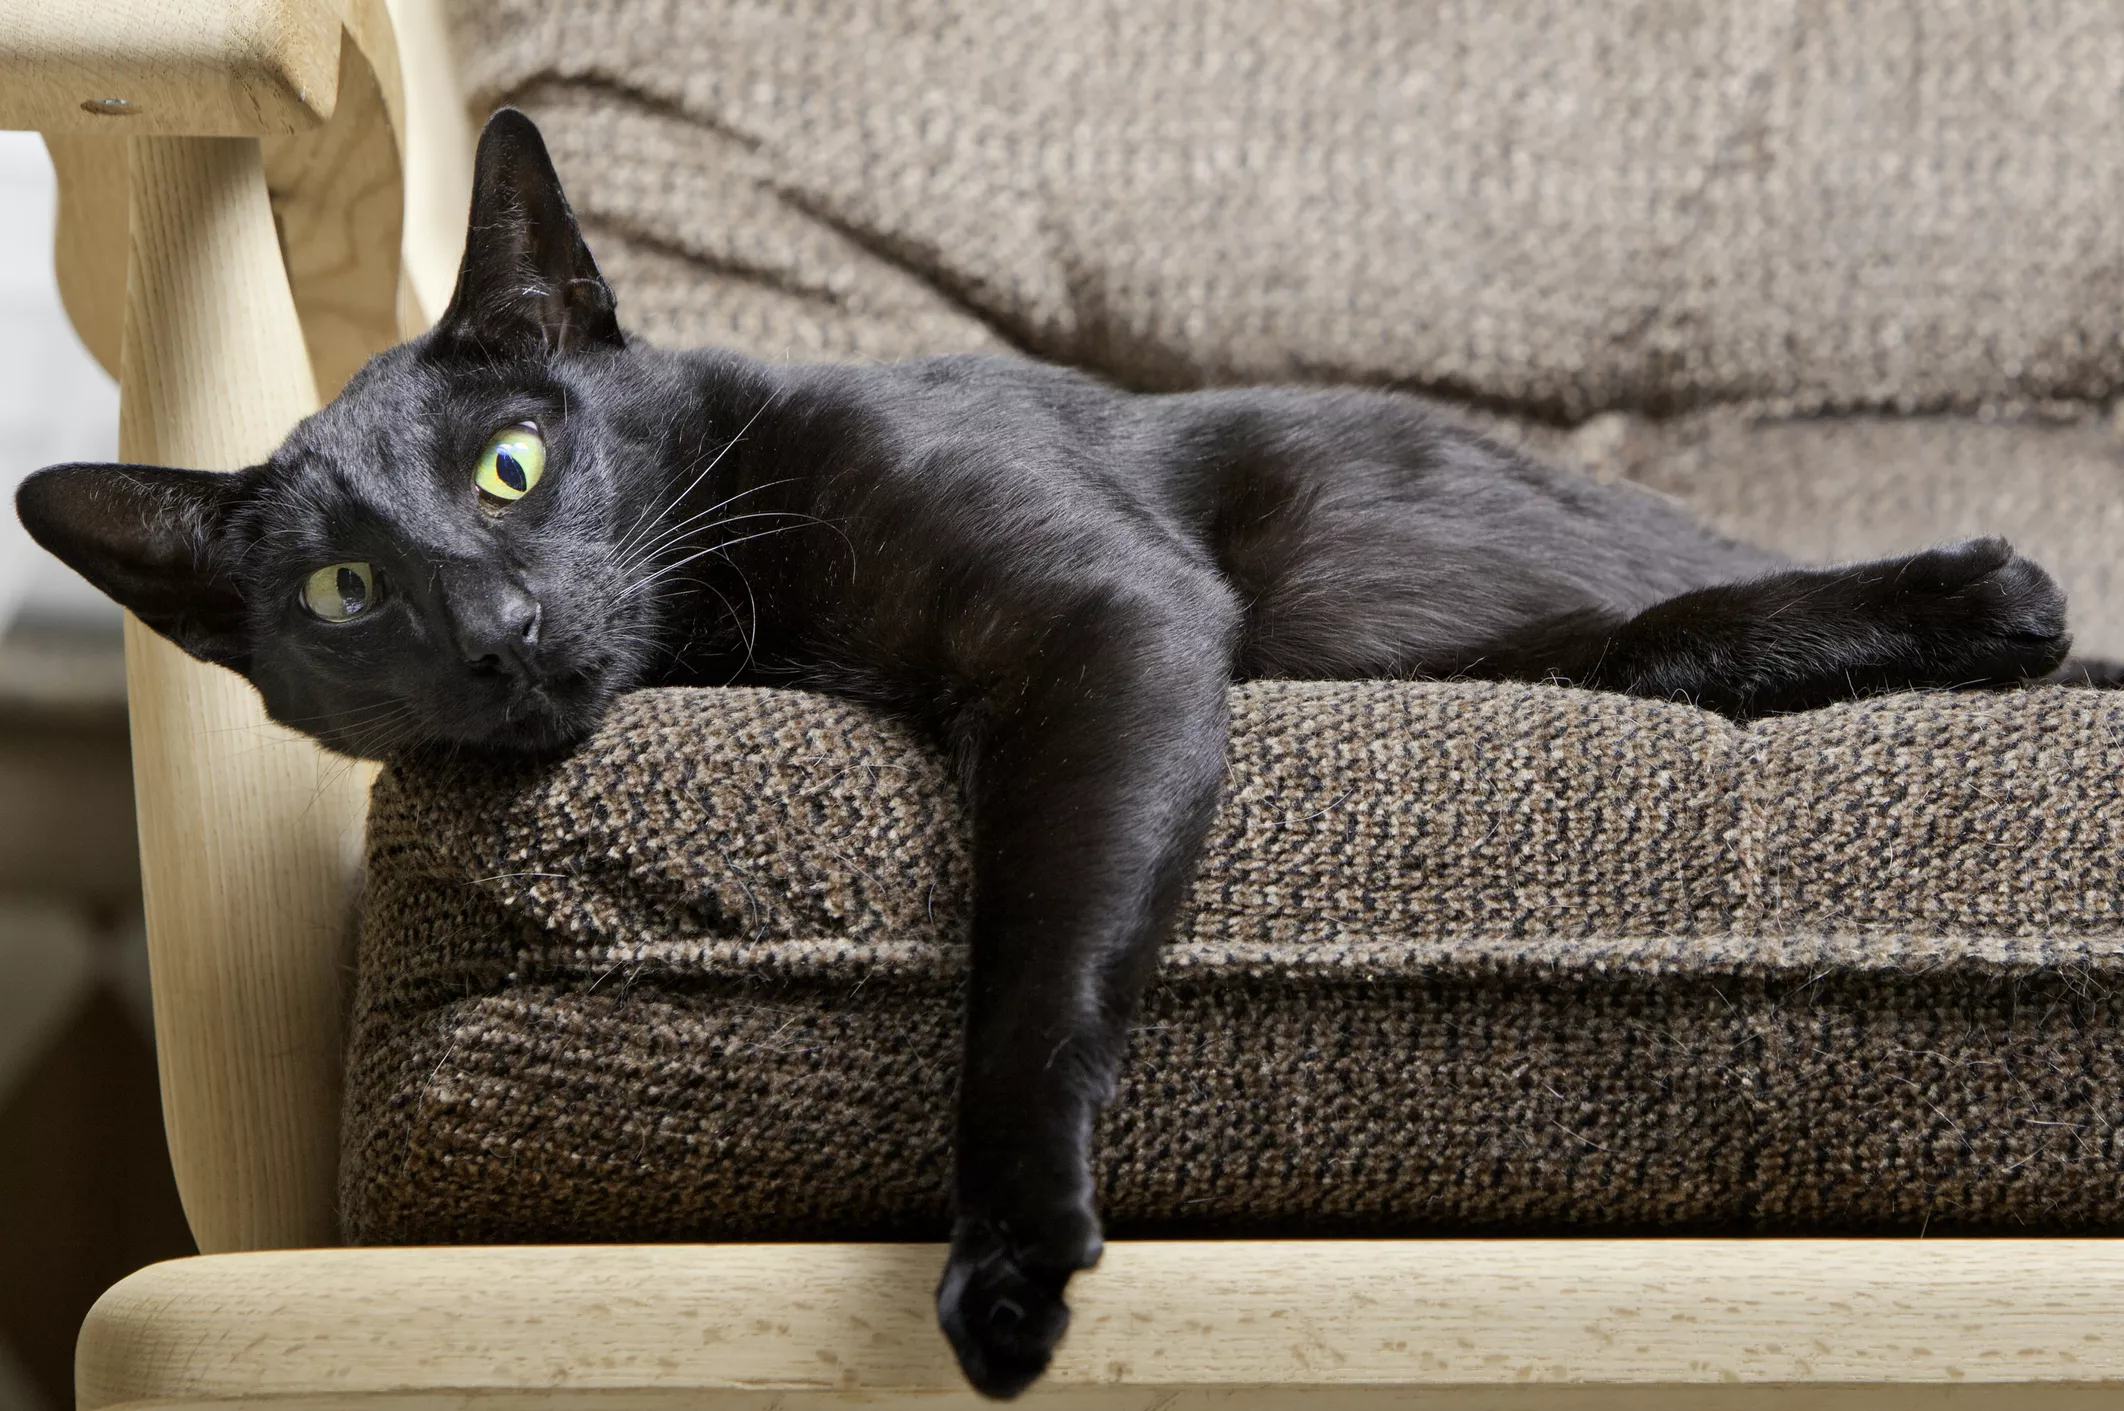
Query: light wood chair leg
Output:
[[118, 135, 375, 1254]]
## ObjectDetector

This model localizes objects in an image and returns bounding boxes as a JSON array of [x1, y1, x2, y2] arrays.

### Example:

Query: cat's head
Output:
[[17, 110, 671, 760]]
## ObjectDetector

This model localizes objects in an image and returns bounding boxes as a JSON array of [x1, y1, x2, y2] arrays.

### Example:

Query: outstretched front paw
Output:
[[936, 1213, 1102, 1399], [1877, 536, 2070, 683]]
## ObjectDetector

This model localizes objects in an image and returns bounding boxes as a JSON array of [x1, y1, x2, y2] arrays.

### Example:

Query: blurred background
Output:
[[0, 130, 193, 1411]]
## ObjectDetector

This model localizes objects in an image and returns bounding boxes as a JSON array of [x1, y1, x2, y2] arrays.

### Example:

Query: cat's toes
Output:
[[1888, 538, 2070, 678], [2054, 657, 2124, 688], [936, 1215, 1098, 1400], [1898, 534, 2015, 594]]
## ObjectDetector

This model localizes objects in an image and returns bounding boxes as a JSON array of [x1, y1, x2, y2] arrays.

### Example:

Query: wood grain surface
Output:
[[373, 0, 473, 331], [117, 135, 375, 1255], [42, 134, 127, 379], [77, 1241, 2124, 1409], [33, 0, 470, 391], [0, 0, 340, 136], [261, 34, 402, 396]]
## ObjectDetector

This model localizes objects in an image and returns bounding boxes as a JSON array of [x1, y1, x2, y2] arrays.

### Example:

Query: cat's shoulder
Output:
[[796, 351, 1118, 403], [752, 352, 1127, 445]]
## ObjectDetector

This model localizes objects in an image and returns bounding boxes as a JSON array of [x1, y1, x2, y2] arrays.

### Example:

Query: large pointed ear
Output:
[[15, 463, 253, 672], [434, 108, 623, 355]]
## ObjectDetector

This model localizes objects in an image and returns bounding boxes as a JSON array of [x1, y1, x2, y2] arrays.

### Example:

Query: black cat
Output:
[[17, 110, 2102, 1398]]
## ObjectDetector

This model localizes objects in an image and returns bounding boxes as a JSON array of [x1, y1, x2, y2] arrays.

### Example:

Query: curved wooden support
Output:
[[118, 135, 376, 1253], [43, 133, 127, 379], [373, 0, 474, 331], [260, 34, 402, 397], [34, 0, 471, 1259], [258, 0, 477, 391]]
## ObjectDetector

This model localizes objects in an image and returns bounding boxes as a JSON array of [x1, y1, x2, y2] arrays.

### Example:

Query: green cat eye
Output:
[[302, 561, 376, 622], [475, 423, 546, 502]]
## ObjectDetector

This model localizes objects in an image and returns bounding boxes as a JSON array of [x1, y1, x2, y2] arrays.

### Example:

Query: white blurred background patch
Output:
[[0, 131, 120, 637]]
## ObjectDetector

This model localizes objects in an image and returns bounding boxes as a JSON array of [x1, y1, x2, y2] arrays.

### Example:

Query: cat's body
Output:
[[639, 354, 1789, 692], [18, 112, 2097, 1399], [246, 338, 1793, 762]]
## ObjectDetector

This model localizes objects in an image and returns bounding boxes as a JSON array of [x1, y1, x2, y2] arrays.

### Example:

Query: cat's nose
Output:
[[453, 582, 541, 674]]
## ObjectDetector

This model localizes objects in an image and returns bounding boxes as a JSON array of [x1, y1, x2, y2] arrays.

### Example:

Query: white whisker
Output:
[[613, 522, 820, 605], [610, 395, 782, 562]]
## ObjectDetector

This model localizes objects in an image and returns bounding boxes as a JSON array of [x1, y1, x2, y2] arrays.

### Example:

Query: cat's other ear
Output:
[[15, 463, 253, 672], [436, 108, 623, 356]]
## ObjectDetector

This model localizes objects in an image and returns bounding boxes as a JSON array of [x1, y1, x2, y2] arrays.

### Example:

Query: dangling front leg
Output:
[[934, 586, 1238, 1399]]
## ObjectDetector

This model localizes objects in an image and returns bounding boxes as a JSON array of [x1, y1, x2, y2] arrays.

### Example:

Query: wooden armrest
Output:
[[0, 0, 341, 135], [36, 0, 473, 387]]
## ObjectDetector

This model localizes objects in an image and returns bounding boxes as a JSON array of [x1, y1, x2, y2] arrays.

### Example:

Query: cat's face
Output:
[[17, 111, 665, 760], [200, 336, 663, 758]]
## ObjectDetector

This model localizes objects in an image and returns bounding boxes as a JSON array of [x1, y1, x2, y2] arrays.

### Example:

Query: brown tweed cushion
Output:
[[445, 0, 2124, 421], [343, 681, 2124, 1243]]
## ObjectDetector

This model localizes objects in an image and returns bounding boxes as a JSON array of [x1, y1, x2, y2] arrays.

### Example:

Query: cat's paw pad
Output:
[[936, 1215, 1100, 1400], [1880, 537, 2069, 677]]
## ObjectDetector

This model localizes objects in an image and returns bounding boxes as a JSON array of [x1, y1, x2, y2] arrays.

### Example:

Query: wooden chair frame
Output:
[[4, 2, 2122, 1406]]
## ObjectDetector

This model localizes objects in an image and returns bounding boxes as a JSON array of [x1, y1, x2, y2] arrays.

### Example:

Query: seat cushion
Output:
[[343, 681, 2124, 1243]]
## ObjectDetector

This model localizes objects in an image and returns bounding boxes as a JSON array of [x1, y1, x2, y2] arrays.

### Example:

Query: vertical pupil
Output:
[[336, 566, 367, 614], [496, 448, 526, 492]]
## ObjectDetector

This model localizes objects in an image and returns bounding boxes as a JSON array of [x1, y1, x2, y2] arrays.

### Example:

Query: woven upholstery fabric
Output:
[[445, 0, 2124, 420], [344, 682, 2124, 1242]]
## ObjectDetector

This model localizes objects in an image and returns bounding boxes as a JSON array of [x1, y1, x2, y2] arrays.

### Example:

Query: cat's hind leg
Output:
[[1480, 536, 2069, 720]]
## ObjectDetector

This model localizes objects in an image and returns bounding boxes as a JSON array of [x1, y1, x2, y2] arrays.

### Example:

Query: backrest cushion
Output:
[[447, 0, 2124, 418]]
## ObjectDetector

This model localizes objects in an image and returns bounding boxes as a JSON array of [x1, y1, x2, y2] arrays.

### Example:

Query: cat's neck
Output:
[[606, 342, 824, 686]]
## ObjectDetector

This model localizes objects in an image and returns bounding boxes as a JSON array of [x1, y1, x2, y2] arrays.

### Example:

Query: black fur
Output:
[[16, 110, 2097, 1398]]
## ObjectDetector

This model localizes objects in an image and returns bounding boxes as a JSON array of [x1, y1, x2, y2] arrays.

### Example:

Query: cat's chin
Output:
[[483, 714, 601, 758], [462, 689, 611, 759], [313, 715, 587, 764], [300, 686, 610, 763]]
